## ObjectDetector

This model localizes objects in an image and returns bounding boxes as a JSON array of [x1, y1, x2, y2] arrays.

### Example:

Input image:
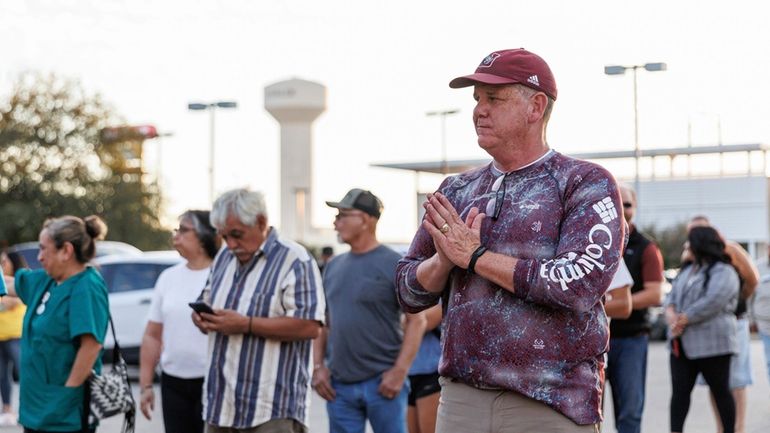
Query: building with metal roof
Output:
[[373, 143, 769, 258]]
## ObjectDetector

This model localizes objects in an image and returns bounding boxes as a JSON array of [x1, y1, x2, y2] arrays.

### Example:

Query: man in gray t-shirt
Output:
[[313, 188, 426, 433]]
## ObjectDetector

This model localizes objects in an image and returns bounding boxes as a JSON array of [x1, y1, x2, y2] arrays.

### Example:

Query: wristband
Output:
[[246, 315, 253, 336], [467, 246, 488, 274]]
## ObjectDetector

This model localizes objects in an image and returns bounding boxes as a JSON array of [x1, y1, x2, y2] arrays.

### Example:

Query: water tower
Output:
[[264, 78, 326, 242]]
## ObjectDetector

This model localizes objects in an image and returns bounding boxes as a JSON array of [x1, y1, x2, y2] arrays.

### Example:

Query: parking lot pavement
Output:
[[605, 339, 770, 433], [3, 339, 768, 432]]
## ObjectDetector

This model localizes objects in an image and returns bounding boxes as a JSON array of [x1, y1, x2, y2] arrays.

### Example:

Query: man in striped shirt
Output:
[[192, 188, 325, 433]]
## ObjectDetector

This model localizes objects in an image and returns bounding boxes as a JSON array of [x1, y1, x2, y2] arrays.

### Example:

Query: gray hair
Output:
[[515, 84, 555, 126], [619, 183, 637, 201], [180, 210, 220, 259], [43, 215, 108, 264], [210, 188, 268, 229]]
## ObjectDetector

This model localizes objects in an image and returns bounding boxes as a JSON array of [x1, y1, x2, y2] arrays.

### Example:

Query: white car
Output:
[[94, 251, 183, 364], [9, 240, 142, 269]]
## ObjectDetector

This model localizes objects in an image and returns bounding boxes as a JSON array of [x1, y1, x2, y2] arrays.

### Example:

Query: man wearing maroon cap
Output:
[[396, 48, 624, 432]]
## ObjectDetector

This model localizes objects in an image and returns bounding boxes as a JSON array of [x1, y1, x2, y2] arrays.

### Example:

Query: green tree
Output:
[[0, 72, 169, 250], [643, 220, 689, 270]]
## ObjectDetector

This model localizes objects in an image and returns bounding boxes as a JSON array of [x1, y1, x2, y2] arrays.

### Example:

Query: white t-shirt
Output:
[[147, 262, 210, 378], [608, 260, 633, 293], [605, 260, 634, 325]]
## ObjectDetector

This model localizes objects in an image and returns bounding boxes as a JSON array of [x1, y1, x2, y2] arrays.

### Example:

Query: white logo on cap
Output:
[[479, 52, 501, 68], [527, 75, 540, 86]]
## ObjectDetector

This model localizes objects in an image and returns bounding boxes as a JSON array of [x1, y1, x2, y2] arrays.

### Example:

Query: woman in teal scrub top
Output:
[[2, 215, 110, 433]]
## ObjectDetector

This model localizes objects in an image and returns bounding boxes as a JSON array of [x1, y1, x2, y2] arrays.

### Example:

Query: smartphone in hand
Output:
[[189, 301, 215, 315]]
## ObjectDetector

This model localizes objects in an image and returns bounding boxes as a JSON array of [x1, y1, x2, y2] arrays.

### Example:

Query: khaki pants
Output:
[[436, 377, 599, 433], [205, 419, 306, 433]]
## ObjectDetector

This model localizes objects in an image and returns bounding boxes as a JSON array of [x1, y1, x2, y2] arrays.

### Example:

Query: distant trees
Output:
[[0, 72, 169, 250], [643, 221, 689, 270]]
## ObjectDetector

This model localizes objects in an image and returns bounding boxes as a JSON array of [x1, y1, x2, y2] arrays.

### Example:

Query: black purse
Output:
[[82, 316, 136, 433]]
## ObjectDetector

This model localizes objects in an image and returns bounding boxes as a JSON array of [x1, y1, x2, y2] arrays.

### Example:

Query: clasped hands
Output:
[[665, 306, 689, 337], [423, 192, 485, 269]]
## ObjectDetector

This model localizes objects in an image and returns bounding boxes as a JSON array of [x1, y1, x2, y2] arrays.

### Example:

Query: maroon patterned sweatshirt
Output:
[[396, 151, 624, 425]]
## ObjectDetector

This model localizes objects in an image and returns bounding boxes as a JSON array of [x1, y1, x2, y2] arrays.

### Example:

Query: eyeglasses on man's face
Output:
[[334, 211, 365, 221]]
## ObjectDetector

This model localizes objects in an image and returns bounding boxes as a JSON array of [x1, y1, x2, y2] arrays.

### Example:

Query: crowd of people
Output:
[[0, 47, 768, 433]]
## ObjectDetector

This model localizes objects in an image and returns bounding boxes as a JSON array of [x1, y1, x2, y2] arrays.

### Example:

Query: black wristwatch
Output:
[[467, 246, 488, 274]]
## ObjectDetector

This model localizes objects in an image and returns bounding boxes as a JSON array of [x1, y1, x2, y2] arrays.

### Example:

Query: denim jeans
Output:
[[327, 374, 409, 433], [0, 339, 20, 406], [760, 331, 770, 385], [607, 335, 648, 433]]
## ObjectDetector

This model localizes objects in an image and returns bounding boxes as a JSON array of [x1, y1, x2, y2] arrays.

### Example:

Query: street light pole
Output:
[[632, 66, 640, 197], [209, 108, 216, 205], [153, 131, 174, 186], [604, 62, 666, 200], [426, 109, 459, 174], [188, 101, 238, 203]]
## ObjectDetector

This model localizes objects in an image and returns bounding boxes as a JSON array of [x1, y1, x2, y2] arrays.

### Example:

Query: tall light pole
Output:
[[426, 109, 459, 174], [188, 101, 238, 203], [153, 131, 174, 186], [604, 62, 666, 199]]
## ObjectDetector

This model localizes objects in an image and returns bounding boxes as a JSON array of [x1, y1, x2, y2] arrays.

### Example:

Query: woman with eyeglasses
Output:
[[1, 215, 110, 433], [665, 226, 739, 433], [138, 210, 220, 433]]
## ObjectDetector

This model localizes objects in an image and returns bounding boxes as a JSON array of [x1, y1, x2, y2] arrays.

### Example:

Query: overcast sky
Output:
[[2, 0, 768, 243]]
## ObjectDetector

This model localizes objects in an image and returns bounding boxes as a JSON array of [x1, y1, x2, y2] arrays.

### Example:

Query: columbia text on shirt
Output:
[[396, 152, 624, 425]]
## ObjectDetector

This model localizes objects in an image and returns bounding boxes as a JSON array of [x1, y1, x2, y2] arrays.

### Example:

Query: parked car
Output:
[[94, 251, 183, 364], [9, 240, 142, 269]]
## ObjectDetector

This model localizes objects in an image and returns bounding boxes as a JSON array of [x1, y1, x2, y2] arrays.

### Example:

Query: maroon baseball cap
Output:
[[449, 48, 558, 100]]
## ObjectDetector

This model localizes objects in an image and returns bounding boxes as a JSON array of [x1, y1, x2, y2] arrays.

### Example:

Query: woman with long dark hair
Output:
[[138, 210, 220, 433], [1, 215, 110, 433], [665, 226, 738, 433]]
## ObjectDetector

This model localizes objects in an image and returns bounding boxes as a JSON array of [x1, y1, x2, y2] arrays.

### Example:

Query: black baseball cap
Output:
[[325, 189, 383, 218]]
